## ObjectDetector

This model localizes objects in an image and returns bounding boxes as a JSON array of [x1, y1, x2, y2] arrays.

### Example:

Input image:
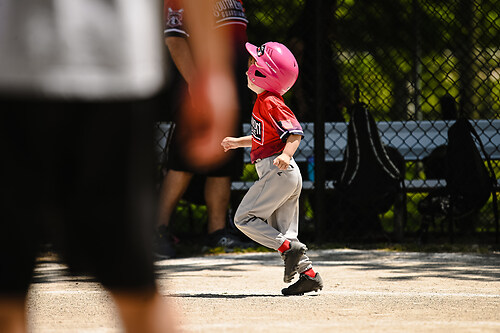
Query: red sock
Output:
[[303, 268, 316, 278], [278, 240, 291, 253]]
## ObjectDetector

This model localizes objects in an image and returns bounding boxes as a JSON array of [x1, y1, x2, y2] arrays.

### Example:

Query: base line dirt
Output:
[[28, 249, 500, 332]]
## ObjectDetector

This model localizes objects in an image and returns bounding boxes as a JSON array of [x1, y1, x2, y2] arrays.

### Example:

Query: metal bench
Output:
[[157, 119, 500, 191], [231, 119, 500, 191]]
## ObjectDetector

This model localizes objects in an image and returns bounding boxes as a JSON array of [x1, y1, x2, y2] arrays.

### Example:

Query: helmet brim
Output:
[[245, 42, 259, 60]]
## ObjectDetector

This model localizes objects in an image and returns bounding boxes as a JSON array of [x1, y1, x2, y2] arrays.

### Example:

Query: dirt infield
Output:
[[28, 249, 500, 332]]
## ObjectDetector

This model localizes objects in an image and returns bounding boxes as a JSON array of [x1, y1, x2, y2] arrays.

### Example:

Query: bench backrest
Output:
[[241, 119, 500, 162], [157, 119, 500, 163]]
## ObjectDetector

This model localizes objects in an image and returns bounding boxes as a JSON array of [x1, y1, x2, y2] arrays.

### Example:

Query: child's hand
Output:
[[273, 153, 291, 170], [221, 137, 238, 152]]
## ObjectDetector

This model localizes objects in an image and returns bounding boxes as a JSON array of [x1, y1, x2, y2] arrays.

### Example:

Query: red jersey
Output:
[[250, 91, 304, 163]]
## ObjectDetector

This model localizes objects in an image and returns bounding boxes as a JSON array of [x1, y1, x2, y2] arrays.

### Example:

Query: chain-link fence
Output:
[[157, 0, 500, 244]]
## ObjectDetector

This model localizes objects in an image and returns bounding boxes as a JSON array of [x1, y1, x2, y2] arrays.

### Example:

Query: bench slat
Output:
[[231, 179, 450, 191], [238, 119, 500, 162]]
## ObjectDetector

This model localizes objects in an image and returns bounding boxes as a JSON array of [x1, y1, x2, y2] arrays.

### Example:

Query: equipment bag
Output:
[[447, 118, 493, 215], [336, 102, 404, 215], [419, 118, 497, 220]]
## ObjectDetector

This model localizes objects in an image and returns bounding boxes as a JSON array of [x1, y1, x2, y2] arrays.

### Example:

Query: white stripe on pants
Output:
[[234, 155, 312, 273]]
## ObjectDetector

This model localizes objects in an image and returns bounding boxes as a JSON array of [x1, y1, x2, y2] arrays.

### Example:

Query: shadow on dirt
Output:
[[32, 249, 500, 285], [156, 249, 500, 283], [168, 293, 283, 299]]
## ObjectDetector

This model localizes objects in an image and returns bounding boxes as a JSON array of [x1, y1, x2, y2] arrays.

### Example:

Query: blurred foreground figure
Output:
[[0, 1, 176, 332], [0, 0, 239, 330]]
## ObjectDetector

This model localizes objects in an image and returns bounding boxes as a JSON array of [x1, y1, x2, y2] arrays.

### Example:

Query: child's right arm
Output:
[[221, 135, 252, 152]]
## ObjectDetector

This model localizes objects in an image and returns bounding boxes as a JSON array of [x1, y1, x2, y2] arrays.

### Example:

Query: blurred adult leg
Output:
[[204, 176, 231, 233], [157, 170, 194, 228]]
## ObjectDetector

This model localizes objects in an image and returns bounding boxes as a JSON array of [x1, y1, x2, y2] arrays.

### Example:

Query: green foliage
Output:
[[205, 245, 272, 255], [244, 0, 500, 120], [171, 201, 208, 236], [241, 163, 258, 181], [245, 0, 305, 43]]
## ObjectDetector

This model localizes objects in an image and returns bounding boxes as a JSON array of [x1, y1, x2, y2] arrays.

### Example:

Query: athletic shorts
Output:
[[0, 97, 158, 295], [165, 127, 244, 179]]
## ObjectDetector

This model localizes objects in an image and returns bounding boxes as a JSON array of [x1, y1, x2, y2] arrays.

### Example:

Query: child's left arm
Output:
[[273, 134, 302, 170]]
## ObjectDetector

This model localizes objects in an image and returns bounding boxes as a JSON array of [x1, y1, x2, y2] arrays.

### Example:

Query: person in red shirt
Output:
[[221, 41, 324, 296]]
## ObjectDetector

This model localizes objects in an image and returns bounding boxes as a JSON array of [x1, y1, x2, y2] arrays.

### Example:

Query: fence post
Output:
[[412, 0, 422, 121], [456, 0, 477, 118], [314, 0, 326, 242]]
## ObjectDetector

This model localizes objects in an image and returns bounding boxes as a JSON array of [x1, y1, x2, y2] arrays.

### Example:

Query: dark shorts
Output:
[[165, 126, 244, 178], [0, 97, 158, 295]]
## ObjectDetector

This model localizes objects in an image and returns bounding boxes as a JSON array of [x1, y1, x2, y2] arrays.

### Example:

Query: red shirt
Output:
[[250, 91, 304, 163]]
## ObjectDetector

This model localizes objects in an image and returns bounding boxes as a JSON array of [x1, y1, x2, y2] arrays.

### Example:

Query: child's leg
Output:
[[234, 157, 301, 250], [272, 191, 323, 295], [268, 203, 312, 274]]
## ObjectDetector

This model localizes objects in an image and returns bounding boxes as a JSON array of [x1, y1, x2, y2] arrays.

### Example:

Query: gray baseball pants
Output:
[[234, 155, 312, 273]]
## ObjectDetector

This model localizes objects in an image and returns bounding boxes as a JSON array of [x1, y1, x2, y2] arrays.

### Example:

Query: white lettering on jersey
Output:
[[251, 114, 263, 145]]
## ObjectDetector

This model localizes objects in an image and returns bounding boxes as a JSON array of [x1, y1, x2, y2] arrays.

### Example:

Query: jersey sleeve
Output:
[[268, 104, 304, 142], [164, 0, 188, 38]]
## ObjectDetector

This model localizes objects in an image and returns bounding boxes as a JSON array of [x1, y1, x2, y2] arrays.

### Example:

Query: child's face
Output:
[[246, 57, 265, 94]]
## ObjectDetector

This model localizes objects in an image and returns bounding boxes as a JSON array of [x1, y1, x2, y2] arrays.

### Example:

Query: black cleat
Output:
[[206, 228, 255, 250], [281, 273, 324, 296], [282, 241, 307, 283], [153, 225, 177, 260]]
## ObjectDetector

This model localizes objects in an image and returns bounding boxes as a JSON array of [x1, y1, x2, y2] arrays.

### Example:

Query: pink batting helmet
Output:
[[246, 42, 299, 96]]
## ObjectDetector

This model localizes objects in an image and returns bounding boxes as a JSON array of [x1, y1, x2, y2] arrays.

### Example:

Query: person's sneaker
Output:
[[205, 228, 255, 250], [281, 273, 324, 296], [153, 225, 177, 259], [282, 241, 307, 283]]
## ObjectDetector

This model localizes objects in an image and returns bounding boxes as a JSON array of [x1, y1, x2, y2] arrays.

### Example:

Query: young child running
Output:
[[221, 41, 324, 296]]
